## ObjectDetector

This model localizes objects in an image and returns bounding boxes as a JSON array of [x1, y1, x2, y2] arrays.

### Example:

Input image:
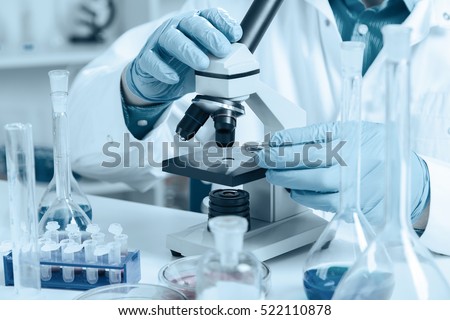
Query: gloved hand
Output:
[[124, 8, 243, 104], [256, 122, 430, 228]]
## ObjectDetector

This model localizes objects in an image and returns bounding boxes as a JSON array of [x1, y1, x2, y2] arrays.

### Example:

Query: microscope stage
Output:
[[162, 146, 266, 186]]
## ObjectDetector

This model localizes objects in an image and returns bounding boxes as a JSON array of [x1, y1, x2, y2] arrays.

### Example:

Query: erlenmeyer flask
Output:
[[196, 216, 263, 300], [333, 25, 450, 300], [38, 78, 91, 239], [302, 41, 375, 300], [37, 70, 92, 222]]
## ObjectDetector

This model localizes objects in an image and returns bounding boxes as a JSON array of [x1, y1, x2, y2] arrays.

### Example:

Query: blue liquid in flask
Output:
[[303, 266, 348, 300]]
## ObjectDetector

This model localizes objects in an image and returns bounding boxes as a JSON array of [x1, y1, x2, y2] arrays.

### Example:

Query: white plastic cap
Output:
[[340, 41, 365, 76], [382, 25, 412, 62], [66, 224, 80, 233], [64, 243, 83, 254], [94, 244, 109, 257], [209, 216, 248, 254], [46, 221, 60, 231], [48, 70, 69, 93], [86, 224, 100, 234], [108, 223, 123, 235], [41, 241, 60, 252]]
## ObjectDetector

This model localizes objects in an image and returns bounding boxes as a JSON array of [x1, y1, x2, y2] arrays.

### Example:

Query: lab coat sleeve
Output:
[[68, 6, 198, 192], [419, 155, 450, 256]]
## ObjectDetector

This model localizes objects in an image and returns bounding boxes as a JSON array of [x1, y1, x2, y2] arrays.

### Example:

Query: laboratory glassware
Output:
[[38, 70, 92, 222], [196, 216, 263, 300], [302, 41, 375, 300], [333, 25, 450, 300], [5, 123, 41, 297], [38, 86, 91, 238]]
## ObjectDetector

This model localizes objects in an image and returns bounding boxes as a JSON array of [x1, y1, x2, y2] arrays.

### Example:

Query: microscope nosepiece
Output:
[[175, 104, 210, 141]]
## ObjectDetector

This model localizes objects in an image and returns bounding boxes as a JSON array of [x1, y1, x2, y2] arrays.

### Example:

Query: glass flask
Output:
[[5, 123, 41, 297], [196, 216, 263, 300], [37, 70, 92, 222], [333, 25, 450, 300], [302, 41, 375, 300], [38, 77, 91, 239]]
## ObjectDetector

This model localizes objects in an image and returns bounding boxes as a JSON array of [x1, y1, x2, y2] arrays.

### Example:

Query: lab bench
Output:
[[0, 180, 449, 300]]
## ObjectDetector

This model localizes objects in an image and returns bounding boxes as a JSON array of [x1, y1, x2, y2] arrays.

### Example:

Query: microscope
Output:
[[163, 0, 327, 261]]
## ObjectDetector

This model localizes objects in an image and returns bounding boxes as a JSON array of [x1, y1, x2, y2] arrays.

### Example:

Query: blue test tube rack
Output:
[[2, 250, 141, 290]]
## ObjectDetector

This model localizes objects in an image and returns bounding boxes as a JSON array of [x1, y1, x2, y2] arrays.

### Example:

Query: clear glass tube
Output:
[[196, 216, 263, 300], [38, 85, 91, 239], [302, 42, 375, 300], [38, 70, 92, 223], [333, 25, 450, 300], [5, 123, 41, 297]]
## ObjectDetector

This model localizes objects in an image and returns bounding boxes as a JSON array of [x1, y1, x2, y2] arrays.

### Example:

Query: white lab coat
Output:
[[69, 0, 450, 255]]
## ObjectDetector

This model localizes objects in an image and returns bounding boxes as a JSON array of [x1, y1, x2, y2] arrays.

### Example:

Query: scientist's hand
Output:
[[256, 122, 430, 227], [124, 8, 242, 104]]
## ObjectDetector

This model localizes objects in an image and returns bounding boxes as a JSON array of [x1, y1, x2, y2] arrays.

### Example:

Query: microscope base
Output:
[[166, 209, 327, 261]]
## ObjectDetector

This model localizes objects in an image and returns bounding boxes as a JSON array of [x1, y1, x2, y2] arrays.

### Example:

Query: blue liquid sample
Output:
[[38, 204, 92, 229], [303, 266, 348, 300]]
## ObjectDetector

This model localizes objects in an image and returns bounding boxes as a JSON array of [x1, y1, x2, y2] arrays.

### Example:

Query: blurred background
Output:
[[0, 0, 192, 210]]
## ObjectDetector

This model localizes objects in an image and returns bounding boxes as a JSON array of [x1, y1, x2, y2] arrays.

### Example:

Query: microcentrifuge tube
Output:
[[94, 244, 109, 275], [108, 242, 122, 284], [66, 224, 81, 244], [91, 232, 106, 245], [44, 221, 60, 243], [39, 240, 60, 282], [83, 239, 98, 285], [114, 234, 128, 257], [60, 239, 76, 283], [86, 224, 100, 235]]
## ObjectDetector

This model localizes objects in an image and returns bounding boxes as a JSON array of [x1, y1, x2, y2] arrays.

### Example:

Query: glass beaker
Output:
[[37, 70, 92, 222], [38, 81, 91, 239], [333, 25, 450, 300], [302, 41, 375, 300], [5, 123, 41, 297], [196, 216, 263, 300]]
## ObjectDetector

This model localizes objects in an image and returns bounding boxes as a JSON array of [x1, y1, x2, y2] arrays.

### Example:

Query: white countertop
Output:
[[1, 180, 449, 300]]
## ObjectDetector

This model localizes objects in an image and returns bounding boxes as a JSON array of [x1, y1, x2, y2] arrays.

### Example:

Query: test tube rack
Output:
[[2, 250, 141, 290]]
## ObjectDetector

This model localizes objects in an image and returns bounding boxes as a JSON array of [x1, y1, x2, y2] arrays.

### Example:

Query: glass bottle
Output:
[[37, 70, 92, 222], [5, 123, 41, 297], [302, 41, 375, 300], [196, 216, 263, 300], [38, 83, 91, 239], [333, 25, 450, 300]]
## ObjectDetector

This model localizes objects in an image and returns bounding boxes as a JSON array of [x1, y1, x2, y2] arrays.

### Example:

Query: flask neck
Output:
[[384, 59, 412, 231], [339, 74, 362, 212], [215, 233, 244, 268], [53, 110, 72, 200]]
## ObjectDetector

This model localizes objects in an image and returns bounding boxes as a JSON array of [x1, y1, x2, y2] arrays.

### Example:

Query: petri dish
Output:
[[74, 283, 186, 300], [158, 255, 272, 299]]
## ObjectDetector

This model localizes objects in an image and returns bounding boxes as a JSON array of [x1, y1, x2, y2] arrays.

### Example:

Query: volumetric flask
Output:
[[196, 216, 263, 300], [333, 26, 450, 300], [38, 70, 92, 222], [302, 41, 375, 300], [38, 78, 91, 239]]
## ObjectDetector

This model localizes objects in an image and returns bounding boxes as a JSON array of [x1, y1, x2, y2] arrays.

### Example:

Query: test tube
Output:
[[60, 239, 75, 283], [39, 240, 60, 281], [108, 241, 122, 284], [94, 244, 109, 276], [83, 239, 98, 284], [5, 123, 41, 297], [91, 232, 105, 245], [114, 234, 129, 257]]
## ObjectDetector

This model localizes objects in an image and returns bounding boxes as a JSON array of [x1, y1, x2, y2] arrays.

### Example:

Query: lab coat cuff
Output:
[[418, 155, 450, 255]]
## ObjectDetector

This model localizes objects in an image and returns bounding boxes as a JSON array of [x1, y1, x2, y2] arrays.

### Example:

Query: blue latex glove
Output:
[[256, 122, 430, 227], [125, 8, 243, 103]]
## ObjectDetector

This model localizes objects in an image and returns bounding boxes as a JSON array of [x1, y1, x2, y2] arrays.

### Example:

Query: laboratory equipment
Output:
[[108, 242, 122, 284], [38, 85, 91, 238], [44, 221, 60, 243], [302, 42, 375, 300], [75, 283, 186, 300], [38, 70, 92, 222], [66, 224, 82, 244], [208, 189, 250, 230], [333, 25, 450, 300], [5, 123, 41, 297], [163, 0, 327, 261], [196, 216, 263, 300], [3, 249, 141, 290], [38, 238, 59, 281], [83, 239, 98, 285], [159, 255, 271, 300], [108, 223, 128, 256]]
